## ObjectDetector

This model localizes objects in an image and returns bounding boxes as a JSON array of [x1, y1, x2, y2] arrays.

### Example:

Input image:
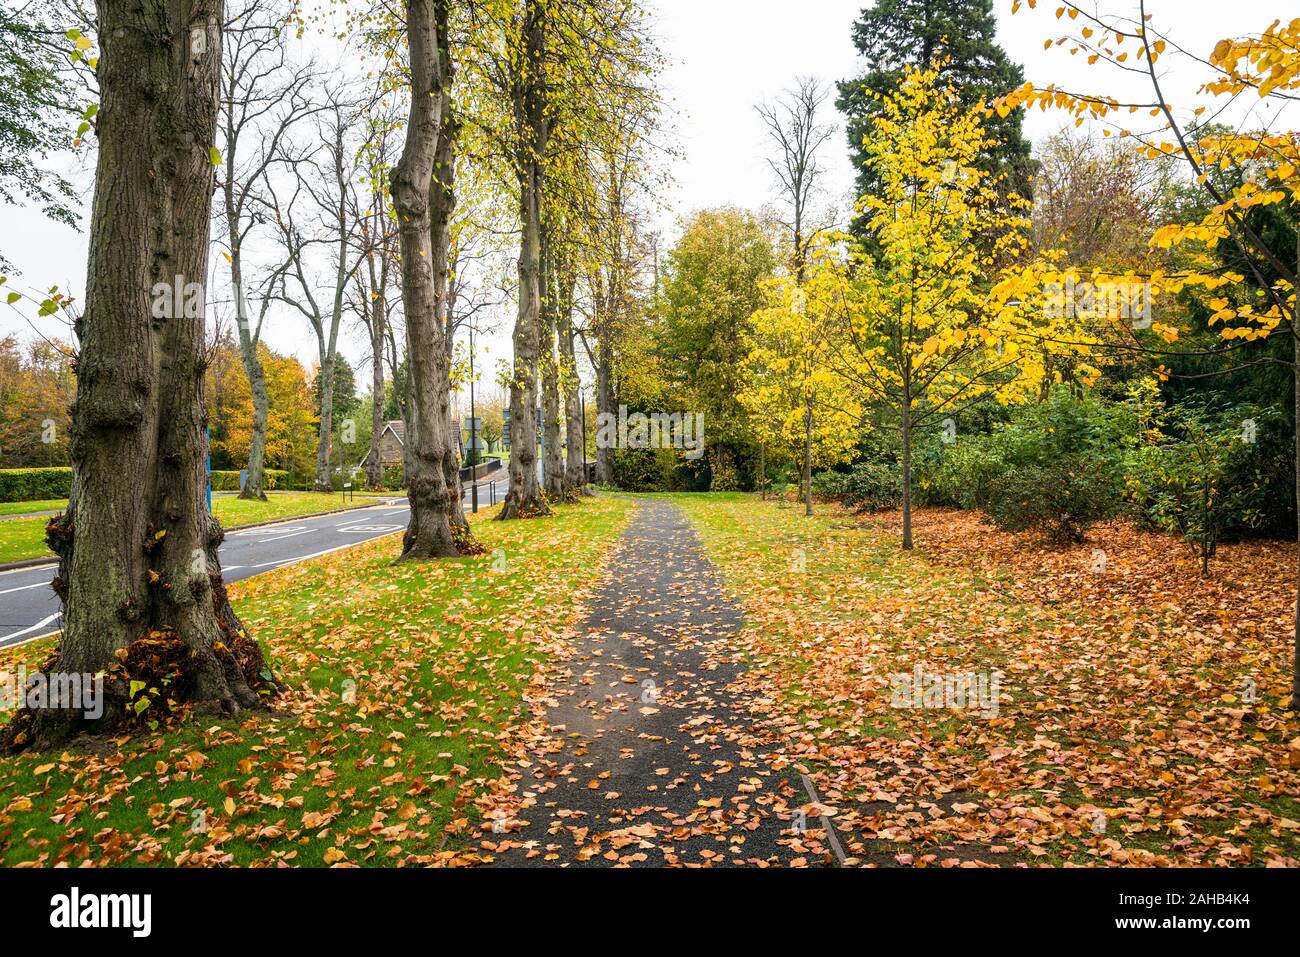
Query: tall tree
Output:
[[216, 0, 316, 500], [266, 87, 361, 493], [350, 94, 402, 491], [825, 67, 1085, 549], [495, 0, 552, 519], [389, 0, 469, 557], [9, 0, 273, 751], [836, 0, 1032, 219]]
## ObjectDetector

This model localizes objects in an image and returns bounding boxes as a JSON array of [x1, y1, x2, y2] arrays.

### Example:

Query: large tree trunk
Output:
[[390, 0, 461, 559], [498, 0, 551, 520], [432, 79, 478, 551], [7, 0, 271, 752]]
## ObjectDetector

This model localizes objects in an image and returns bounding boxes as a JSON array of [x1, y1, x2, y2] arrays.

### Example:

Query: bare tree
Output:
[[266, 86, 362, 493], [757, 76, 835, 283], [347, 92, 403, 491], [757, 76, 835, 515], [216, 0, 321, 499]]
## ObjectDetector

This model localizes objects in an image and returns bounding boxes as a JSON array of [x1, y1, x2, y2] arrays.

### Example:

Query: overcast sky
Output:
[[1, 0, 1295, 381]]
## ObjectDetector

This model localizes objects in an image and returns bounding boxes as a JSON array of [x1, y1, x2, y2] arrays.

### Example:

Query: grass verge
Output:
[[0, 496, 633, 866]]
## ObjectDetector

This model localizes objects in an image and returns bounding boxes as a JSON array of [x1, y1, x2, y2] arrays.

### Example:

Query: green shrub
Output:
[[609, 447, 682, 492], [209, 469, 289, 492], [984, 455, 1118, 543], [813, 460, 902, 511], [1125, 400, 1279, 572], [926, 389, 1126, 540], [0, 467, 72, 502]]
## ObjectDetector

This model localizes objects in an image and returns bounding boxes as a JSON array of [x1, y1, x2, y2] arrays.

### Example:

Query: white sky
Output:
[[1, 0, 1295, 384]]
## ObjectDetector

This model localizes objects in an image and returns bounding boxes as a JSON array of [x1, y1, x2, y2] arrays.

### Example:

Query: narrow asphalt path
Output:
[[483, 498, 837, 867]]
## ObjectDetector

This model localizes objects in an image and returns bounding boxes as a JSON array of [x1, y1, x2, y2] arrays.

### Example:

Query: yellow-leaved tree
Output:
[[1002, 1, 1300, 702], [823, 65, 1096, 548], [740, 248, 862, 515]]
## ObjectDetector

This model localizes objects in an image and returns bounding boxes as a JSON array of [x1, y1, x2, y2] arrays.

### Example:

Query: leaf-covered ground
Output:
[[0, 497, 633, 866], [673, 494, 1299, 867], [0, 492, 395, 564]]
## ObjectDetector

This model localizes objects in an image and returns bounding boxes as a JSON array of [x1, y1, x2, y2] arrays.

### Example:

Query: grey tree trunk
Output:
[[390, 0, 461, 558], [10, 0, 270, 750], [498, 0, 550, 520], [540, 226, 565, 500], [431, 43, 475, 550]]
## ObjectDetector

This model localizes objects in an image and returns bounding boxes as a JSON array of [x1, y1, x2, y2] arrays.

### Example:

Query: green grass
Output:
[[0, 492, 396, 564], [0, 496, 633, 866], [0, 500, 66, 517]]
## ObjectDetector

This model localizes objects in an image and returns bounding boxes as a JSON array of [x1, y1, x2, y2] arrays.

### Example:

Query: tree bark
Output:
[[498, 0, 551, 520], [390, 0, 461, 559], [429, 27, 478, 553], [8, 0, 271, 751], [540, 222, 565, 500]]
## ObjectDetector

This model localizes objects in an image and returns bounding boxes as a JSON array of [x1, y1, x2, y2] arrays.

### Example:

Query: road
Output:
[[0, 470, 514, 648]]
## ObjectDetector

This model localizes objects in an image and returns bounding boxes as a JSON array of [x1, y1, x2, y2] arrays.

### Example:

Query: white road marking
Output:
[[256, 528, 315, 544], [0, 613, 61, 645], [0, 581, 46, 596]]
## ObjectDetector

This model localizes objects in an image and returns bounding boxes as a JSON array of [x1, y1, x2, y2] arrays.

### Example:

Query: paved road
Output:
[[0, 470, 513, 648]]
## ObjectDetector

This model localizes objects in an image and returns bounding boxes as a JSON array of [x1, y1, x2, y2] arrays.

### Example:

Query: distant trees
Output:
[[658, 207, 776, 489], [205, 333, 316, 474], [0, 335, 74, 467]]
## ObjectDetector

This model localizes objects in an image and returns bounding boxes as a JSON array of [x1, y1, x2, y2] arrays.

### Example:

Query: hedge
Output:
[[0, 467, 72, 503], [209, 469, 290, 492]]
